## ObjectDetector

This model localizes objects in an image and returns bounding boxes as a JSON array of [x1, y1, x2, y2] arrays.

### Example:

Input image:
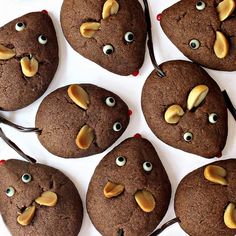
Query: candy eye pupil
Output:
[[197, 1, 202, 6], [23, 174, 29, 180], [106, 49, 112, 54], [146, 163, 151, 168], [116, 123, 121, 130], [17, 23, 23, 27], [128, 34, 134, 41], [118, 157, 124, 162], [186, 135, 191, 141], [191, 42, 196, 48], [109, 98, 114, 103], [6, 188, 10, 194], [213, 115, 217, 121]]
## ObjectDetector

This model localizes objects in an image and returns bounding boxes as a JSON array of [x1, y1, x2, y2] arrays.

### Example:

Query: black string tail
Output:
[[149, 218, 180, 236], [117, 228, 124, 236], [143, 0, 165, 78], [0, 128, 36, 164], [0, 115, 41, 133], [222, 90, 236, 121]]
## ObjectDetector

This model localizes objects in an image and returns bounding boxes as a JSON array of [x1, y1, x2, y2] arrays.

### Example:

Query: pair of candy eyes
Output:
[[116, 156, 153, 172], [15, 22, 48, 45], [5, 173, 32, 197], [103, 32, 134, 55], [188, 1, 206, 49], [183, 113, 218, 142], [105, 97, 123, 132]]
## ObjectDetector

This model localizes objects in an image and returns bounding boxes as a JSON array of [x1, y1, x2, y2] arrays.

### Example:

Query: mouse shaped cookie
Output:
[[35, 84, 130, 158], [87, 137, 171, 236], [160, 0, 236, 71], [60, 0, 147, 75], [175, 159, 236, 236], [0, 12, 59, 111], [142, 60, 228, 158], [0, 159, 83, 236]]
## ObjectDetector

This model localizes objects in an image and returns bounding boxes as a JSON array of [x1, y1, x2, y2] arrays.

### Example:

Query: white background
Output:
[[0, 0, 235, 235]]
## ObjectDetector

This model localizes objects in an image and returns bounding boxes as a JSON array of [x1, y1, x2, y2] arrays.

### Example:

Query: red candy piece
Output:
[[128, 109, 133, 116], [0, 160, 6, 165], [133, 133, 142, 139], [41, 10, 48, 14], [132, 70, 139, 77], [216, 152, 222, 158], [156, 13, 162, 21]]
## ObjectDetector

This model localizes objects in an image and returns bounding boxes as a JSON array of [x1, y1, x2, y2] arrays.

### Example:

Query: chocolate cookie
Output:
[[0, 12, 59, 111], [60, 0, 147, 75], [87, 137, 171, 236], [142, 60, 228, 158], [0, 159, 83, 236], [35, 84, 130, 158], [175, 159, 236, 236], [160, 0, 236, 71]]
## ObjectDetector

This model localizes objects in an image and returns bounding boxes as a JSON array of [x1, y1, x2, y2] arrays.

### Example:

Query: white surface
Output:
[[0, 0, 235, 235]]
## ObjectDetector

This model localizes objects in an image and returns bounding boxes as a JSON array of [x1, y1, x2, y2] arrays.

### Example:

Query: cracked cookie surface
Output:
[[86, 137, 171, 236], [35, 84, 130, 158], [0, 159, 83, 236], [0, 12, 58, 111]]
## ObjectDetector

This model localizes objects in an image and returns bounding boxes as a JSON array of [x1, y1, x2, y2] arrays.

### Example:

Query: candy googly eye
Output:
[[103, 45, 114, 55], [38, 35, 48, 45], [105, 97, 116, 107], [5, 187, 15, 197], [196, 1, 206, 10], [209, 113, 218, 124], [21, 173, 32, 183], [124, 32, 134, 43], [189, 39, 200, 49], [113, 122, 122, 132], [15, 22, 26, 31], [116, 156, 126, 167], [143, 162, 153, 172], [184, 132, 193, 142]]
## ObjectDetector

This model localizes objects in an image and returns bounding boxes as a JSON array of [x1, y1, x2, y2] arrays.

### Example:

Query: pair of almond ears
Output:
[[80, 0, 119, 38]]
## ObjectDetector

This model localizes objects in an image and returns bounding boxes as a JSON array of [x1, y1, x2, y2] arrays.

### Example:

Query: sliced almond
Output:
[[35, 191, 58, 207], [224, 203, 236, 229], [187, 85, 209, 110], [76, 124, 95, 149], [67, 84, 90, 110], [135, 190, 156, 213], [214, 31, 229, 59], [103, 181, 125, 198], [102, 0, 119, 20], [164, 105, 184, 124], [204, 165, 228, 185], [0, 44, 15, 60], [20, 57, 39, 77], [217, 0, 236, 21], [17, 205, 36, 226], [80, 22, 101, 38]]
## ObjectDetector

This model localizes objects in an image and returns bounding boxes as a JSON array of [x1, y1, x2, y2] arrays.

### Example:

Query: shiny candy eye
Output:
[[196, 1, 206, 10], [184, 132, 193, 142], [113, 122, 122, 132], [15, 22, 26, 31], [105, 97, 116, 107], [124, 32, 134, 43], [103, 45, 114, 55], [38, 35, 48, 45], [209, 113, 218, 124], [143, 162, 153, 172], [5, 187, 15, 197], [189, 39, 200, 49], [116, 156, 126, 167], [22, 173, 32, 183]]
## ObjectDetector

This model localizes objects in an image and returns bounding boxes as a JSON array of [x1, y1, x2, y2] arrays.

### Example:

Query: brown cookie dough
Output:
[[142, 60, 228, 158], [160, 0, 236, 71], [60, 0, 147, 75], [0, 159, 83, 236], [0, 12, 59, 111], [175, 159, 236, 236], [86, 137, 171, 236], [35, 84, 130, 158]]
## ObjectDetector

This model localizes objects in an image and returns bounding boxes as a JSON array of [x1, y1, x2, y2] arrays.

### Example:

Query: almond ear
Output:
[[80, 22, 101, 38], [102, 0, 119, 20]]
